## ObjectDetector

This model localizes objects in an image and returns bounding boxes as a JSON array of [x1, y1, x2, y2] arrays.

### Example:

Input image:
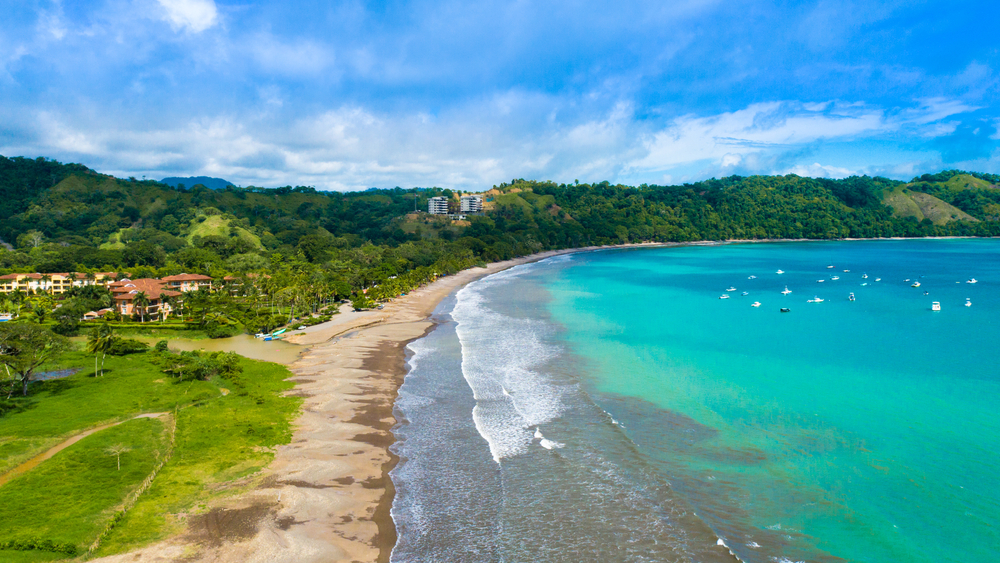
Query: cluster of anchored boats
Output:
[[719, 266, 981, 312]]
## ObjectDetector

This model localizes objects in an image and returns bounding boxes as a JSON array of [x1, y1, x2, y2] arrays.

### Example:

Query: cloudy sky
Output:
[[1, 0, 999, 190]]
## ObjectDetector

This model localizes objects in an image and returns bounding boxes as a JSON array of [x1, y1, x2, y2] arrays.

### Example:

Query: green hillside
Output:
[[882, 186, 978, 225]]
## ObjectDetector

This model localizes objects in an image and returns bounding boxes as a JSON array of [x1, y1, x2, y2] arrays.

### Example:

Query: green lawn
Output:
[[0, 348, 300, 560], [0, 417, 168, 553]]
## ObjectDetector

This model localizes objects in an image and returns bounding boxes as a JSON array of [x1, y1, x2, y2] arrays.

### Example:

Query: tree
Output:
[[133, 292, 150, 323], [0, 323, 70, 396], [105, 443, 131, 471], [86, 324, 114, 377]]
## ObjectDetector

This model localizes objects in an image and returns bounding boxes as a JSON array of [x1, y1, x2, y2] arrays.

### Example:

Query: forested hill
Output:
[[2, 154, 1000, 293]]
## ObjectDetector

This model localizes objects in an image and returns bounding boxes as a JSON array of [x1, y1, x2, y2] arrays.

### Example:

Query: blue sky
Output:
[[1, 0, 999, 190]]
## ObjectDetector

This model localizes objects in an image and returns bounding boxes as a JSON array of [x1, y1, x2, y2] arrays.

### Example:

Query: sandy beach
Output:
[[94, 246, 619, 563]]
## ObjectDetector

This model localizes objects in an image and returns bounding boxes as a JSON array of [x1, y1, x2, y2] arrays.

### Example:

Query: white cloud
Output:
[[156, 0, 218, 33]]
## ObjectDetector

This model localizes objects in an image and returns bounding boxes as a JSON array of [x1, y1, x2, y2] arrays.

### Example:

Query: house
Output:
[[108, 279, 182, 319], [160, 273, 213, 292], [0, 272, 117, 295]]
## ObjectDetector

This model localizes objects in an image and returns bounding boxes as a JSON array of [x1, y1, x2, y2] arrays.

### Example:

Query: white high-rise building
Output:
[[460, 195, 483, 213], [428, 196, 449, 214]]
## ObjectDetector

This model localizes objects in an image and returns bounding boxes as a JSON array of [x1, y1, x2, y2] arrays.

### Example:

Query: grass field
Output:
[[0, 347, 300, 560]]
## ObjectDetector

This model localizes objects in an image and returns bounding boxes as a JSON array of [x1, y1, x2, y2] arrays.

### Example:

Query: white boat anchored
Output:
[[742, 291, 749, 296], [862, 274, 868, 279], [875, 277, 881, 282], [827, 265, 834, 269], [848, 293, 855, 301], [727, 287, 737, 292], [748, 275, 757, 279], [967, 278, 978, 284], [751, 301, 761, 307], [931, 301, 941, 311], [831, 276, 840, 280], [911, 281, 921, 288], [816, 279, 825, 283], [776, 269, 785, 274], [808, 296, 824, 303], [843, 269, 850, 273], [719, 294, 730, 299], [965, 298, 972, 307], [781, 287, 792, 295]]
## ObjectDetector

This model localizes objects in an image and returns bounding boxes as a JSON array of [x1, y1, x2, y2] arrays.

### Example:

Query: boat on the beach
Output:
[[931, 301, 941, 311], [967, 278, 978, 284], [751, 301, 761, 307], [849, 293, 855, 301], [782, 287, 792, 295]]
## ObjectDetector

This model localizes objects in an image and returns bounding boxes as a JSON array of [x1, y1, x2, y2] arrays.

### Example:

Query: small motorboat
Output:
[[875, 278, 881, 282], [862, 274, 868, 279], [780, 307, 791, 313], [911, 281, 921, 288], [742, 291, 749, 296], [751, 301, 761, 307], [807, 296, 824, 303], [817, 279, 825, 283], [848, 293, 855, 301], [843, 269, 850, 273], [776, 270, 785, 274], [931, 301, 941, 311], [748, 275, 757, 279], [827, 265, 834, 269], [967, 278, 978, 284], [923, 291, 929, 296], [831, 276, 840, 281], [965, 298, 972, 307], [719, 294, 730, 299], [861, 282, 868, 286], [727, 287, 737, 292], [781, 287, 792, 295]]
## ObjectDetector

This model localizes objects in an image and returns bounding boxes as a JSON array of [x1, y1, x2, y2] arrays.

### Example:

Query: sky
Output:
[[1, 0, 999, 191]]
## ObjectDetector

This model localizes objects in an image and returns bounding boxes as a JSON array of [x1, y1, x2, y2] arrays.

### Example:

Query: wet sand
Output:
[[92, 243, 673, 563]]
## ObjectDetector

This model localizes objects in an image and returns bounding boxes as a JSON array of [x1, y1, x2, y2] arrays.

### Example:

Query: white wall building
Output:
[[428, 196, 449, 214], [460, 195, 483, 213]]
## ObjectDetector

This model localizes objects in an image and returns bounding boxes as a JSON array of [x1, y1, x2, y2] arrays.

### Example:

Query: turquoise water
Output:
[[545, 240, 1000, 562]]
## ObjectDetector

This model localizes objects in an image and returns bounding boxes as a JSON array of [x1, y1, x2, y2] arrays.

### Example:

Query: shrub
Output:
[[107, 337, 149, 356]]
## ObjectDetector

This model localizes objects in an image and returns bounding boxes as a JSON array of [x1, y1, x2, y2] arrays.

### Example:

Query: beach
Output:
[[93, 247, 607, 563]]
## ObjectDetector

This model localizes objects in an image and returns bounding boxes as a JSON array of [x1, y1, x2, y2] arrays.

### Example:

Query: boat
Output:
[[831, 276, 840, 280], [965, 298, 972, 307], [931, 301, 941, 311], [781, 287, 792, 295], [751, 301, 761, 307], [727, 287, 737, 292], [776, 270, 785, 274], [862, 274, 868, 279], [741, 291, 749, 296], [967, 278, 978, 284], [780, 308, 791, 313], [875, 278, 881, 282], [843, 269, 850, 273], [827, 265, 834, 269], [911, 281, 921, 288], [719, 294, 730, 299], [807, 296, 824, 303], [816, 279, 825, 283], [861, 282, 868, 286], [848, 293, 855, 301], [748, 275, 757, 279]]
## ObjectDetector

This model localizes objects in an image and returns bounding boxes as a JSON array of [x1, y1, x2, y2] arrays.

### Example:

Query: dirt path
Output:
[[0, 412, 170, 488]]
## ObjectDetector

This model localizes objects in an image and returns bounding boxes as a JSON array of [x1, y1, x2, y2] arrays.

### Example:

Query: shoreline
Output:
[[94, 235, 989, 562]]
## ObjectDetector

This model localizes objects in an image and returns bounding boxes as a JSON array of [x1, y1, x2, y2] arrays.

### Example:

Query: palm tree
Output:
[[85, 271, 97, 287], [159, 292, 174, 322], [86, 324, 114, 377], [133, 292, 150, 323], [39, 274, 52, 295]]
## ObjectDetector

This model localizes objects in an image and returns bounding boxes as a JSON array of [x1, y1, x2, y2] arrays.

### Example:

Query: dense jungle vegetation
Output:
[[2, 155, 1000, 326]]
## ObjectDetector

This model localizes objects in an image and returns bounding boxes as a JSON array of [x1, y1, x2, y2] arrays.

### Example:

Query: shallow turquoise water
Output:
[[545, 240, 1000, 562]]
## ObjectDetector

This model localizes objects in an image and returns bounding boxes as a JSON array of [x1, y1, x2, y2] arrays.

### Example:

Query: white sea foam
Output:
[[453, 266, 565, 463], [539, 438, 564, 449]]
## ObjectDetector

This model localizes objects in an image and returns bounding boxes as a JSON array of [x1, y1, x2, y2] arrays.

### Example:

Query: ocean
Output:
[[390, 239, 1000, 563]]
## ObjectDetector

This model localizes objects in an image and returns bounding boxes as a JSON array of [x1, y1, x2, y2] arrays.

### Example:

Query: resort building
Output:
[[0, 272, 118, 294], [427, 196, 450, 215], [160, 273, 213, 292], [460, 195, 483, 213], [108, 278, 182, 318]]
